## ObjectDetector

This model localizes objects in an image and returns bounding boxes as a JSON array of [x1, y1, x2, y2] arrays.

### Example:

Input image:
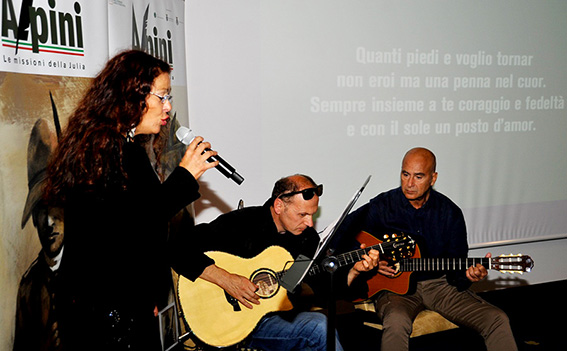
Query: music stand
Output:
[[279, 176, 372, 351], [280, 175, 371, 292]]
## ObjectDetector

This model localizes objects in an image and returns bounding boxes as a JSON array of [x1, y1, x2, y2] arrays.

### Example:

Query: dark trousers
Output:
[[374, 277, 517, 351]]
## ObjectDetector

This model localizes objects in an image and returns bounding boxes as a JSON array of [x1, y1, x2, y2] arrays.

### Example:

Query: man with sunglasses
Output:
[[172, 174, 378, 351]]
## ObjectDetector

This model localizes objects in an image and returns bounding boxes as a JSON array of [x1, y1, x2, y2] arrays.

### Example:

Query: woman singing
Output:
[[44, 50, 217, 350]]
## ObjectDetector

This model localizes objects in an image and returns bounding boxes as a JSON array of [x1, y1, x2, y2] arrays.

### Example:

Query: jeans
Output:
[[246, 311, 344, 351]]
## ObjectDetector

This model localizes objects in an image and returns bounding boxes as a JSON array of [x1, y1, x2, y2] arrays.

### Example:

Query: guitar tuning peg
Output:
[[383, 234, 390, 239]]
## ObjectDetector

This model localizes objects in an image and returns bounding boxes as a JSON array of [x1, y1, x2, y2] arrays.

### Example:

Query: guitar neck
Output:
[[307, 244, 382, 276], [399, 257, 490, 272]]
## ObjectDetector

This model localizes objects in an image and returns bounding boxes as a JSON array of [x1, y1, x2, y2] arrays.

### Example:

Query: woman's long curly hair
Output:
[[45, 50, 171, 206]]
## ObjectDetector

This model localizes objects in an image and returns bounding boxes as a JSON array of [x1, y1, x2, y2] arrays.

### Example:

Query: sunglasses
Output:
[[278, 184, 323, 201]]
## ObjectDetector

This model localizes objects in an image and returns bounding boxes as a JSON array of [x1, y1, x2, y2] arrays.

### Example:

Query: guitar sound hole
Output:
[[250, 269, 280, 298]]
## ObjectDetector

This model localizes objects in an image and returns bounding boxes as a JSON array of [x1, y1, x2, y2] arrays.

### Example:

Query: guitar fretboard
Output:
[[399, 257, 489, 272], [278, 234, 414, 281], [308, 244, 385, 276], [276, 247, 376, 280]]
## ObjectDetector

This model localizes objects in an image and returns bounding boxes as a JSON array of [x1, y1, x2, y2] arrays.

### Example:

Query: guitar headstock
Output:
[[381, 233, 415, 262], [491, 254, 534, 273]]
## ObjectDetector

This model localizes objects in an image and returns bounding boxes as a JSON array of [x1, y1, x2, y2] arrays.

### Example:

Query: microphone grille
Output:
[[176, 126, 195, 145]]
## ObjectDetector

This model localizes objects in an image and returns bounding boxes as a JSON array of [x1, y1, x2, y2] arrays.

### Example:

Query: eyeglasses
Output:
[[150, 92, 173, 104], [278, 184, 323, 201]]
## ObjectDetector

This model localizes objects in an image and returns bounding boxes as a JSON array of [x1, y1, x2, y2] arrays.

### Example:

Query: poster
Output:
[[0, 1, 187, 349]]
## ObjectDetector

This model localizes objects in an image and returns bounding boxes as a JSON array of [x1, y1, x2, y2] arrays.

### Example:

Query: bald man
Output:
[[333, 147, 517, 351]]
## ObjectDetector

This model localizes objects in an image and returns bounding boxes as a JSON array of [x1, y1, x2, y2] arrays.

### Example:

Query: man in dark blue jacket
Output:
[[333, 147, 517, 351]]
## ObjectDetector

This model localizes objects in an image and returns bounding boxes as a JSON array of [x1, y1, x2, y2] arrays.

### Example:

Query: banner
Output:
[[1, 0, 108, 77], [108, 0, 187, 86], [0, 1, 187, 350], [109, 0, 189, 135]]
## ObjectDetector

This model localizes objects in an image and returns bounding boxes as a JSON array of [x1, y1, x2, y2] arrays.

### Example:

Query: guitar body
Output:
[[355, 231, 420, 299], [177, 246, 294, 347]]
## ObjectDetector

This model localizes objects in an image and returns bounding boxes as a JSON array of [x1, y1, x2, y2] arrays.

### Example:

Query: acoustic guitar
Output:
[[354, 231, 535, 298], [177, 233, 414, 347]]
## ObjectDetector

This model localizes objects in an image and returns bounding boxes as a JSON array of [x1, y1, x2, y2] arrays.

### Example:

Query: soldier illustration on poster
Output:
[[14, 118, 64, 351]]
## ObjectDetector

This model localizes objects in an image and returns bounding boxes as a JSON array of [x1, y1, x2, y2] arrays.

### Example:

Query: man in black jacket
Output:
[[173, 174, 379, 351]]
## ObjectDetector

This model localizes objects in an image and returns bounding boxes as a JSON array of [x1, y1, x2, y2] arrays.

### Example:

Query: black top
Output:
[[333, 187, 471, 290], [58, 140, 199, 348]]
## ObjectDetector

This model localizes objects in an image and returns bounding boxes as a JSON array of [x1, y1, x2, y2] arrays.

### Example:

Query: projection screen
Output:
[[185, 0, 567, 247]]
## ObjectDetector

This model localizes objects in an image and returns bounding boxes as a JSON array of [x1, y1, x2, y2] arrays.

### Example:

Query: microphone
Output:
[[175, 126, 244, 185]]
